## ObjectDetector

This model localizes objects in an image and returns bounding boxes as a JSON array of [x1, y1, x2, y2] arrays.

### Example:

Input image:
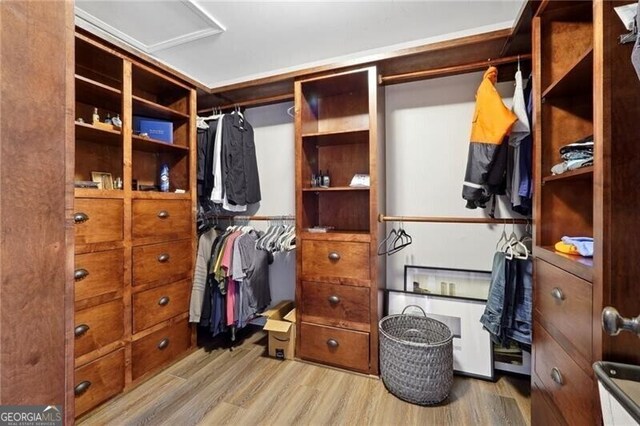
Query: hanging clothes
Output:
[[506, 69, 530, 213], [463, 67, 518, 210], [480, 251, 532, 349], [516, 76, 534, 214]]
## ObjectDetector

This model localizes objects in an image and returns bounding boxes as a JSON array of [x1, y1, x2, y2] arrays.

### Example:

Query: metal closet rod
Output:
[[378, 214, 529, 224], [379, 54, 532, 85], [214, 215, 295, 221]]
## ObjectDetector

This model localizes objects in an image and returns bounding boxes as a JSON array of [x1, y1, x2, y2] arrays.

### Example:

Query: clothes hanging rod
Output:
[[378, 214, 528, 224], [378, 54, 532, 86], [197, 93, 294, 114], [212, 215, 295, 221]]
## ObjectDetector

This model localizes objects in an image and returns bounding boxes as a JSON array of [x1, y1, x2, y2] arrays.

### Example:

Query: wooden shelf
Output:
[[131, 191, 191, 200], [301, 128, 369, 138], [132, 96, 189, 121], [302, 186, 369, 192], [75, 122, 122, 146], [302, 129, 369, 146], [132, 135, 189, 154], [542, 166, 593, 184], [75, 74, 122, 112], [542, 47, 593, 99], [534, 245, 593, 283], [300, 230, 371, 242], [74, 188, 125, 199]]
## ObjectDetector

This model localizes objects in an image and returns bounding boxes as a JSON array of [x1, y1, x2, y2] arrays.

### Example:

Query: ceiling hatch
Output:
[[75, 0, 225, 53]]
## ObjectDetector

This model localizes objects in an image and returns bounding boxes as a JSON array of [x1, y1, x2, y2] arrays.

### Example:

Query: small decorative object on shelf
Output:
[[321, 170, 330, 188], [76, 117, 84, 123], [74, 180, 99, 189], [114, 177, 123, 190], [111, 114, 122, 128], [104, 113, 112, 125], [349, 173, 370, 188], [91, 171, 113, 190]]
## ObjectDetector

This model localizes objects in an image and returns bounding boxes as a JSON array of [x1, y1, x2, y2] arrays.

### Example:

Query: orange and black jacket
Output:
[[462, 67, 517, 209]]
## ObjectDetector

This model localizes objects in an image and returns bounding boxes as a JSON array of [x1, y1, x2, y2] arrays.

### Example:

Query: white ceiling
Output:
[[76, 0, 525, 89]]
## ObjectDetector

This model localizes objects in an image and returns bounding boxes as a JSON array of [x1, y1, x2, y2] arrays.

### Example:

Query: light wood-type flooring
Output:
[[79, 329, 530, 425]]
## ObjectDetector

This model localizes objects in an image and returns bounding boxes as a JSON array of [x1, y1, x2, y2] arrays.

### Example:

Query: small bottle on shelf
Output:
[[160, 163, 170, 192], [322, 170, 330, 187], [92, 107, 100, 125], [104, 113, 112, 125], [112, 114, 122, 128]]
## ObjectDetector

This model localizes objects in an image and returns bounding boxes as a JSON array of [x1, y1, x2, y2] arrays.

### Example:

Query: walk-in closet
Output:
[[2, 1, 640, 425]]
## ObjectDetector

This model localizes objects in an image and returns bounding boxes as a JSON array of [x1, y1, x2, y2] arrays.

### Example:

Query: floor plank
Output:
[[79, 330, 531, 426]]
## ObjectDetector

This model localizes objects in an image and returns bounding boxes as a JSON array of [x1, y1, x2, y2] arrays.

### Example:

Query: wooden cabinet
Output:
[[72, 30, 196, 418], [532, 1, 640, 422], [295, 66, 385, 375]]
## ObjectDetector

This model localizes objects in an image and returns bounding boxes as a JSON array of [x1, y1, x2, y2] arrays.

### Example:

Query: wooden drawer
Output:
[[132, 199, 191, 242], [74, 300, 124, 358], [535, 259, 592, 363], [74, 348, 125, 417], [299, 322, 369, 372], [533, 322, 593, 425], [532, 381, 567, 426], [132, 319, 191, 380], [301, 281, 370, 330], [132, 239, 191, 287], [133, 279, 190, 333], [301, 240, 370, 282], [74, 249, 124, 304], [74, 198, 123, 246]]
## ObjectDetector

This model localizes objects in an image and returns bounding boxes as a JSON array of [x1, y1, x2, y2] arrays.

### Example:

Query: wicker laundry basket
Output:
[[379, 305, 454, 405]]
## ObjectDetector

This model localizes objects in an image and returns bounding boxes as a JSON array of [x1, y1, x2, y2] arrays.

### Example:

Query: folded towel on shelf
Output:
[[561, 236, 594, 257]]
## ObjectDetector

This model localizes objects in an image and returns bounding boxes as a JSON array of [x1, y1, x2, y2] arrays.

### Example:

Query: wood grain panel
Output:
[[0, 0, 73, 410], [301, 240, 370, 282], [131, 318, 191, 380], [74, 300, 125, 358], [74, 349, 125, 417], [74, 249, 124, 304], [531, 380, 567, 426], [132, 239, 191, 288], [317, 142, 369, 188], [133, 279, 190, 333], [132, 199, 191, 242], [533, 323, 592, 425], [299, 323, 369, 373], [317, 191, 370, 232], [534, 259, 592, 365], [74, 198, 124, 246], [301, 281, 370, 330]]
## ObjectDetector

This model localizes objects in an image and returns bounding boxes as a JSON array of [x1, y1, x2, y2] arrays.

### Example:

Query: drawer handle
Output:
[[328, 252, 340, 261], [328, 295, 340, 304], [157, 210, 170, 219], [157, 338, 170, 350], [74, 268, 89, 281], [158, 296, 170, 306], [157, 253, 170, 263], [73, 212, 89, 224], [551, 288, 565, 301], [74, 380, 91, 396], [550, 367, 564, 386], [74, 324, 90, 337], [327, 339, 339, 348]]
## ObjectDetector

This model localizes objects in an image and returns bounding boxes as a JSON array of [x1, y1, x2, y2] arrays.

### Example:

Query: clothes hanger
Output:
[[496, 222, 508, 251], [377, 227, 398, 256], [387, 221, 412, 255]]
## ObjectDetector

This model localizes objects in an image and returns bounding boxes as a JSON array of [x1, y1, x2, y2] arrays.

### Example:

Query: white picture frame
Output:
[[387, 290, 494, 380]]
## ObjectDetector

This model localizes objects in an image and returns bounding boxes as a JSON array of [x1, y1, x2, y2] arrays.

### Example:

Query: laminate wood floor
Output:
[[79, 329, 531, 426]]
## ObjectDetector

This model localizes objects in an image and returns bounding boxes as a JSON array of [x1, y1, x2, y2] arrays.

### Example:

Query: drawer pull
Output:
[[74, 268, 89, 281], [550, 367, 564, 386], [74, 324, 90, 337], [327, 338, 339, 348], [74, 380, 91, 396], [157, 338, 170, 350], [157, 210, 170, 219], [73, 212, 89, 224], [328, 295, 340, 304], [158, 296, 170, 306], [157, 253, 170, 263], [328, 252, 341, 261], [551, 287, 565, 301]]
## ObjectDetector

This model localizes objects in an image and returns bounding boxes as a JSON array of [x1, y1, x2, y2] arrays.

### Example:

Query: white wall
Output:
[[384, 72, 524, 291], [244, 72, 526, 299], [245, 102, 296, 304]]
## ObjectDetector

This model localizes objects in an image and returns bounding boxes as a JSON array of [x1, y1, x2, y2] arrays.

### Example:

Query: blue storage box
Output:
[[133, 116, 173, 144]]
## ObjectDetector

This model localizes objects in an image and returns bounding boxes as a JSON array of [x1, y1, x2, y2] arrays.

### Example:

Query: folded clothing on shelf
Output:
[[551, 135, 594, 175], [555, 236, 594, 257], [551, 158, 593, 175]]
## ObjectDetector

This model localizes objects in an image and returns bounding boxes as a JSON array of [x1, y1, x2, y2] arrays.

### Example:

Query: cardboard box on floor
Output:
[[261, 301, 296, 360]]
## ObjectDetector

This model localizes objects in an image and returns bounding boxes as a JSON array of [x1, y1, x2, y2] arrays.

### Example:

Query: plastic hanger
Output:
[[377, 228, 398, 256], [387, 222, 412, 255], [496, 222, 508, 251]]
